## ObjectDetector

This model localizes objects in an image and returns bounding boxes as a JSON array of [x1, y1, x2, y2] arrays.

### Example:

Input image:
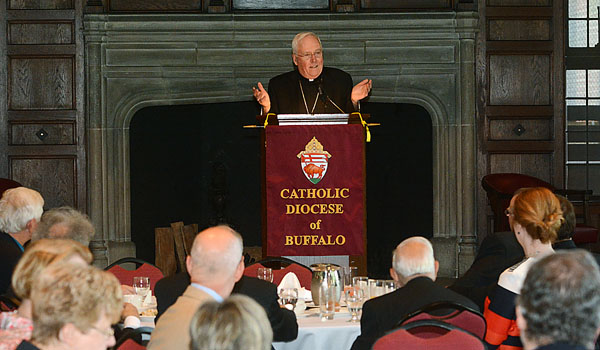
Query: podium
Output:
[[258, 113, 369, 275]]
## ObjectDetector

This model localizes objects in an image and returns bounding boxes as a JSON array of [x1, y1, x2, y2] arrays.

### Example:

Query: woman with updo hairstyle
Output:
[[484, 187, 563, 350]]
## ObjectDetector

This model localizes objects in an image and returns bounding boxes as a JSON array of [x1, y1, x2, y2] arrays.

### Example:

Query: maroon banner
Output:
[[265, 124, 365, 256]]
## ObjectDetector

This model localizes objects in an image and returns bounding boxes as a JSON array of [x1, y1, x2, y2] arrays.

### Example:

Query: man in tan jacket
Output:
[[147, 225, 245, 350]]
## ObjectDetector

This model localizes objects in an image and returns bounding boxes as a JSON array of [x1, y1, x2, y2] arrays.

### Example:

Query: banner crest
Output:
[[297, 137, 332, 184]]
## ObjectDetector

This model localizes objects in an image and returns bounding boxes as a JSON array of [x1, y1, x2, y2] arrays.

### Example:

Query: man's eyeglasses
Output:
[[504, 208, 514, 217], [295, 50, 323, 60]]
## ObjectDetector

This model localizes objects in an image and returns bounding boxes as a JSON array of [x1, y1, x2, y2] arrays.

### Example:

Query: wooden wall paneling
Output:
[[488, 20, 551, 40], [551, 0, 564, 187], [360, 0, 452, 9], [488, 54, 551, 105], [476, 0, 563, 243], [233, 0, 327, 10], [8, 0, 73, 9], [8, 21, 73, 45], [0, 1, 8, 177], [10, 156, 77, 208], [10, 121, 75, 145], [8, 56, 74, 110], [3, 0, 86, 212], [487, 0, 550, 6], [108, 0, 202, 12]]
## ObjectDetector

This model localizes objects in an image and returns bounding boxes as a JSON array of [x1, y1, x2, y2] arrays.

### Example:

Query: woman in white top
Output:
[[483, 187, 563, 350]]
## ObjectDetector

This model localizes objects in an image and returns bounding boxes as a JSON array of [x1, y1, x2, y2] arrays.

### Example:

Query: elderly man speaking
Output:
[[147, 225, 245, 350], [253, 32, 372, 115]]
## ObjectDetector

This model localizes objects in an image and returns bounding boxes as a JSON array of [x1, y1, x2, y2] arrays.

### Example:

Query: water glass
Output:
[[133, 276, 150, 297], [319, 285, 335, 321], [369, 279, 385, 299], [352, 276, 369, 298], [278, 288, 298, 311], [343, 266, 358, 287], [345, 286, 364, 322], [384, 280, 397, 294], [257, 267, 273, 283]]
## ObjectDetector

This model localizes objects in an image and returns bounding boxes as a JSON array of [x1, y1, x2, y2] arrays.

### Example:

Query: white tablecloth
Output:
[[273, 309, 361, 350]]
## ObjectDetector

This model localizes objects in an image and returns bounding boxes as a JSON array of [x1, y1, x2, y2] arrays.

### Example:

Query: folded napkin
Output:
[[277, 272, 312, 301]]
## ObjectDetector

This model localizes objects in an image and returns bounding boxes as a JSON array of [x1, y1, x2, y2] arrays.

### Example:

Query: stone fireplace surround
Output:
[[84, 12, 478, 277]]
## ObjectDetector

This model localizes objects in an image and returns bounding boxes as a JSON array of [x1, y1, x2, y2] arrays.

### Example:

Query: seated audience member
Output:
[[516, 250, 600, 350], [155, 268, 298, 343], [16, 263, 122, 350], [484, 187, 562, 350], [450, 193, 589, 310], [0, 188, 44, 294], [31, 207, 95, 246], [0, 239, 92, 350], [148, 225, 245, 350], [350, 236, 479, 350], [189, 294, 272, 350]]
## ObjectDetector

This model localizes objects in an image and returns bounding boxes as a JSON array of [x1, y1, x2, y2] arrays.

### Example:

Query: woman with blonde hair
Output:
[[0, 239, 92, 350], [189, 294, 273, 350], [484, 187, 563, 350], [16, 263, 122, 350]]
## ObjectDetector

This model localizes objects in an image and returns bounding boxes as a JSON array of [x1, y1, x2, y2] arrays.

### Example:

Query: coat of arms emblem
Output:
[[297, 137, 332, 184]]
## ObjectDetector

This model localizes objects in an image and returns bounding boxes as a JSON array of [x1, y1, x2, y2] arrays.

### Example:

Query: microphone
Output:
[[318, 78, 345, 114]]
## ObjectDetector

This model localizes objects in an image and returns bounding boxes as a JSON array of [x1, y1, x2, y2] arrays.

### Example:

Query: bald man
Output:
[[350, 236, 479, 350], [0, 187, 44, 294], [147, 225, 245, 350]]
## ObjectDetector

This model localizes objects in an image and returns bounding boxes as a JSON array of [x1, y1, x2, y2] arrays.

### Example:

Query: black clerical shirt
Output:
[[268, 67, 355, 115]]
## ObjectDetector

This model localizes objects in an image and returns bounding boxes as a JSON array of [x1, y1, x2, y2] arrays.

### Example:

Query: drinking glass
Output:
[[352, 276, 369, 299], [319, 285, 335, 321], [345, 286, 364, 322], [369, 279, 385, 299], [133, 276, 150, 297], [278, 288, 299, 311], [257, 267, 273, 283], [343, 266, 358, 292], [384, 280, 397, 294]]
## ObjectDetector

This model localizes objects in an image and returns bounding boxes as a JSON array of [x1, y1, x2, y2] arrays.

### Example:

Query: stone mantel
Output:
[[83, 12, 479, 277]]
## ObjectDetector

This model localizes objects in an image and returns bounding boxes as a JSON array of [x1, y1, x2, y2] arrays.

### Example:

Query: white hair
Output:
[[0, 187, 44, 233], [291, 32, 322, 54], [392, 236, 435, 278]]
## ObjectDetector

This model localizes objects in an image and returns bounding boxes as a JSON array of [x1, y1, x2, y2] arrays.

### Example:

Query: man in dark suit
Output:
[[155, 270, 298, 343], [448, 230, 524, 310], [0, 187, 44, 294], [350, 236, 479, 350]]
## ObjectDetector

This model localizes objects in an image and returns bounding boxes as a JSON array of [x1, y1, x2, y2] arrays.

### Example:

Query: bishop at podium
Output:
[[252, 32, 372, 115]]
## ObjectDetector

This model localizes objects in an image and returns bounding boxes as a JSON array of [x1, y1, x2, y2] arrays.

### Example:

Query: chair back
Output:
[[114, 339, 146, 350], [397, 301, 486, 339], [373, 319, 486, 350], [0, 295, 20, 312], [0, 178, 22, 197], [105, 258, 164, 292], [482, 173, 554, 232], [244, 257, 312, 288]]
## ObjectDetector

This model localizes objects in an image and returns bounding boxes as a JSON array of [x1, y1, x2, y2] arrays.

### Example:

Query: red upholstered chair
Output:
[[0, 178, 22, 197], [373, 319, 486, 350], [244, 257, 312, 289], [105, 258, 164, 292], [482, 173, 598, 248], [115, 339, 146, 350], [397, 301, 486, 339]]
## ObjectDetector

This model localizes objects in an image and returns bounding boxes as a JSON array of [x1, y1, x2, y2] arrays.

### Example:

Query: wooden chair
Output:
[[397, 301, 486, 339], [105, 257, 164, 292], [482, 173, 598, 248], [373, 319, 486, 350], [244, 257, 312, 288], [0, 178, 21, 196], [154, 221, 197, 277]]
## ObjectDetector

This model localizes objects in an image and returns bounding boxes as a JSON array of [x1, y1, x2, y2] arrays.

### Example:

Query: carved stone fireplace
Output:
[[83, 12, 479, 277]]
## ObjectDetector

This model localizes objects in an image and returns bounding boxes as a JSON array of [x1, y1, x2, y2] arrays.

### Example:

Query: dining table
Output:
[[273, 307, 361, 350]]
